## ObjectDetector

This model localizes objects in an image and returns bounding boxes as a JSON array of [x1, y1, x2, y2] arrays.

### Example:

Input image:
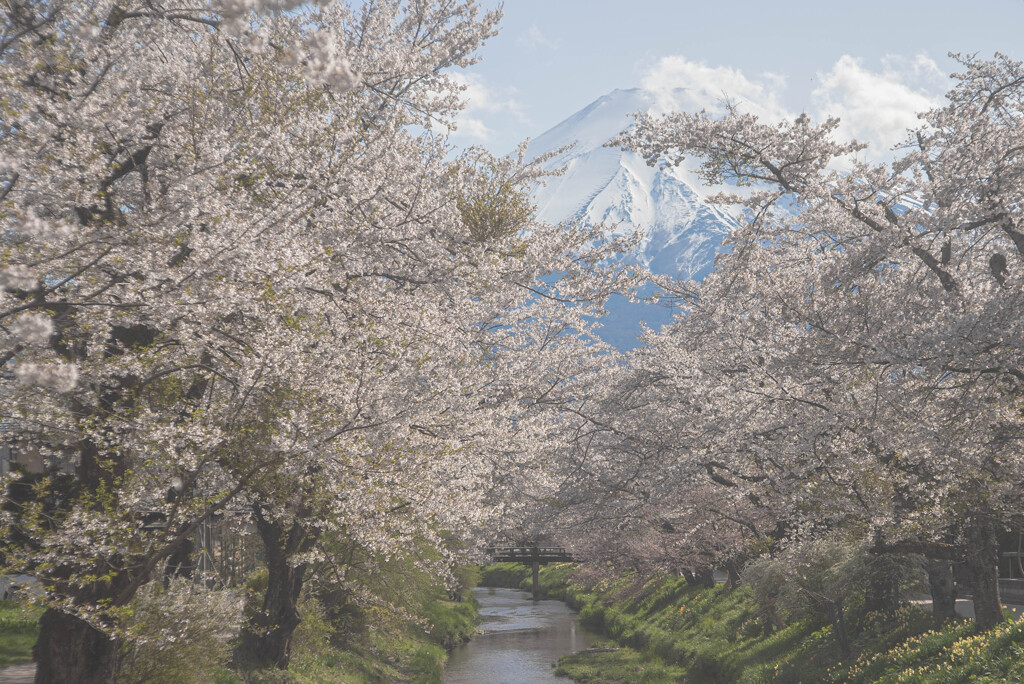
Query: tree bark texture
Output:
[[235, 511, 318, 670], [163, 536, 195, 585], [864, 551, 908, 614], [725, 560, 741, 590], [964, 517, 1003, 630], [34, 609, 119, 684], [926, 558, 958, 626], [31, 435, 131, 683]]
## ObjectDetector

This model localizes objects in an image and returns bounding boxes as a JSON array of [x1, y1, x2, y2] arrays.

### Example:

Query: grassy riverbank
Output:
[[248, 587, 478, 684], [481, 563, 1024, 683], [215, 561, 481, 684], [0, 563, 478, 683]]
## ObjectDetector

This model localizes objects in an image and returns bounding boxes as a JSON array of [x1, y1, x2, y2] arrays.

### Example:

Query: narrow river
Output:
[[443, 587, 599, 683]]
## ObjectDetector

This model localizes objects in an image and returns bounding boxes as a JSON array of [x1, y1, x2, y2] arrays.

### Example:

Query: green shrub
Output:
[[291, 596, 335, 661], [117, 579, 242, 684]]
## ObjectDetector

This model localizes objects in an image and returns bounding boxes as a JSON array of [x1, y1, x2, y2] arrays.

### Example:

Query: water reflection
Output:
[[443, 587, 598, 683]]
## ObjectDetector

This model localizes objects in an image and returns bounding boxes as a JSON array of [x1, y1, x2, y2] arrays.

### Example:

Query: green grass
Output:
[[0, 599, 43, 667], [252, 587, 479, 684], [232, 547, 483, 683], [560, 576, 787, 683], [478, 562, 533, 591], [554, 641, 687, 683], [481, 563, 1024, 684]]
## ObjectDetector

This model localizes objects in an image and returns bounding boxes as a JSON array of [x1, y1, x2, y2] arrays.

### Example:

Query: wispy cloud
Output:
[[456, 117, 493, 142], [448, 72, 525, 143], [640, 56, 791, 123], [450, 72, 519, 113], [516, 24, 559, 51]]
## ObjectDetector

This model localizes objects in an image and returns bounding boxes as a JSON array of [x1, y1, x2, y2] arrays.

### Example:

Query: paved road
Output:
[[0, 663, 34, 684]]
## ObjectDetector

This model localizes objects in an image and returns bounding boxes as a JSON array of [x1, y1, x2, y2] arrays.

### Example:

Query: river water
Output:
[[443, 587, 599, 683]]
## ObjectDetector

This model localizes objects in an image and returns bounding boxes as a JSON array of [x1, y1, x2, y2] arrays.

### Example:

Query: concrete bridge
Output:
[[487, 545, 576, 599]]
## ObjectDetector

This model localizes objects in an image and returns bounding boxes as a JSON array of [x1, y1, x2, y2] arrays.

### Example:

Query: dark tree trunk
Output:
[[864, 570, 893, 614], [163, 536, 194, 586], [692, 567, 716, 588], [926, 558, 958, 626], [235, 510, 319, 670], [827, 601, 851, 660], [31, 425, 126, 683], [725, 560, 741, 590], [964, 517, 1003, 630], [680, 568, 696, 584], [864, 550, 906, 614], [34, 609, 119, 684]]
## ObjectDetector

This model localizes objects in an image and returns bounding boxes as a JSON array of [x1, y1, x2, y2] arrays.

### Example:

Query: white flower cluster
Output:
[[296, 30, 359, 92], [0, 265, 36, 290], [217, 0, 312, 18], [19, 213, 74, 240], [217, 3, 357, 92], [217, 0, 331, 33], [15, 362, 79, 392], [9, 313, 54, 345]]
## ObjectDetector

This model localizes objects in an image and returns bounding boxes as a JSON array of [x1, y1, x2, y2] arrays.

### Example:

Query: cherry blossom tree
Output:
[[614, 53, 1024, 629], [0, 0, 636, 680]]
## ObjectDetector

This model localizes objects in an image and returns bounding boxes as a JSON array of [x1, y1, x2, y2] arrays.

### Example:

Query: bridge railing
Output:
[[486, 546, 575, 563]]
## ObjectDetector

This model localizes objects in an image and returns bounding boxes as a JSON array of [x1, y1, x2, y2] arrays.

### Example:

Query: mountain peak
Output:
[[526, 88, 734, 349], [528, 88, 655, 160]]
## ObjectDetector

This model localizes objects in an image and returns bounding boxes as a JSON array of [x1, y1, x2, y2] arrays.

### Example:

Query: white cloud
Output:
[[449, 72, 518, 113], [640, 56, 792, 123], [812, 54, 944, 155], [516, 24, 559, 51], [456, 117, 493, 142], [639, 53, 947, 162]]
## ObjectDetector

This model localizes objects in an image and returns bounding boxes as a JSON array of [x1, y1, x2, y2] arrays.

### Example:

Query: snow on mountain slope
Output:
[[526, 88, 737, 347]]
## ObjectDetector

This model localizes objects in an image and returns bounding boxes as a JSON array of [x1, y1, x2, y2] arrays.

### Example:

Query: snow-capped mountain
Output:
[[526, 88, 736, 349]]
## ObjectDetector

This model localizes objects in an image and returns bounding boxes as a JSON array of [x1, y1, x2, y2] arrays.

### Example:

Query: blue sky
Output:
[[451, 0, 1024, 155]]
